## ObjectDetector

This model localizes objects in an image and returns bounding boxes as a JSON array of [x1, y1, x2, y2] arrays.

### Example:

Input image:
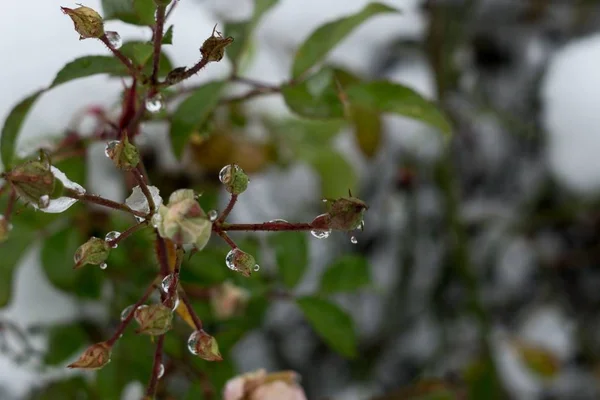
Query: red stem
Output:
[[216, 231, 237, 249], [217, 194, 237, 224], [145, 334, 165, 397], [151, 5, 167, 85], [106, 281, 156, 346], [215, 222, 314, 232], [179, 290, 203, 331], [4, 188, 17, 223], [107, 222, 148, 248], [99, 35, 139, 79], [65, 189, 146, 218]]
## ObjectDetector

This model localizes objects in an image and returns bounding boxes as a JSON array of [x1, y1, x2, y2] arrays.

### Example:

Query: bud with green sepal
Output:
[[134, 304, 173, 336], [61, 5, 105, 40], [73, 237, 111, 269], [325, 191, 368, 231], [67, 342, 111, 370], [187, 330, 223, 361], [225, 248, 256, 277], [4, 151, 57, 208], [105, 136, 140, 171], [219, 164, 249, 195]]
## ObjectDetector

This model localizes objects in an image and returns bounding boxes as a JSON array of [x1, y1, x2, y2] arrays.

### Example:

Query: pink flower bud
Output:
[[223, 370, 307, 400], [210, 281, 250, 320]]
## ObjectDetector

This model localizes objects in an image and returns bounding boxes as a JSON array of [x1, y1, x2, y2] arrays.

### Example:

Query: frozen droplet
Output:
[[39, 195, 50, 208], [268, 219, 288, 224], [106, 31, 122, 49], [208, 210, 218, 222], [105, 231, 121, 248], [350, 236, 358, 244], [311, 229, 331, 239], [30, 167, 85, 213], [104, 140, 120, 158], [161, 274, 174, 293], [218, 164, 242, 184], [120, 305, 135, 321], [187, 331, 201, 355], [157, 363, 165, 379], [99, 262, 107, 270], [126, 185, 162, 217], [151, 213, 162, 228], [253, 264, 260, 272], [145, 94, 164, 113]]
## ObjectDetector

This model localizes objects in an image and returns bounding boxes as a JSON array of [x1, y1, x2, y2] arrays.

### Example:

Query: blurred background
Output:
[[3, 0, 600, 399]]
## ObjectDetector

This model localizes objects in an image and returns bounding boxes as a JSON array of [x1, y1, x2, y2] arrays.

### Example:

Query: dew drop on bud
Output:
[[225, 250, 236, 271], [268, 219, 288, 224], [187, 330, 201, 355], [99, 262, 108, 270], [104, 231, 121, 248], [219, 165, 232, 184], [145, 94, 164, 113], [106, 31, 122, 49], [157, 363, 165, 379], [163, 294, 180, 311], [104, 140, 120, 158], [253, 264, 260, 272], [350, 236, 358, 244], [161, 274, 174, 293], [311, 229, 331, 239], [120, 305, 135, 321], [208, 210, 218, 222]]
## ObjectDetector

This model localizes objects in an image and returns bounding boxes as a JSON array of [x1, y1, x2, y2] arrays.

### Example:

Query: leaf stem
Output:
[[65, 189, 146, 218], [145, 334, 165, 398], [215, 230, 237, 249], [99, 34, 139, 79], [151, 5, 167, 85], [3, 188, 16, 223], [217, 194, 237, 224], [107, 221, 148, 248], [215, 221, 314, 232]]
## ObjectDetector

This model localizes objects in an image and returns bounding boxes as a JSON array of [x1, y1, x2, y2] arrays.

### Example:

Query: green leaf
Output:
[[1, 91, 43, 170], [282, 68, 344, 119], [162, 25, 174, 45], [297, 296, 357, 358], [320, 254, 370, 294], [44, 323, 88, 366], [352, 106, 382, 158], [0, 227, 33, 307], [102, 0, 155, 26], [119, 42, 154, 66], [346, 81, 452, 135], [225, 0, 279, 66], [170, 81, 226, 159], [291, 2, 399, 78], [301, 147, 357, 198], [51, 56, 128, 87], [269, 232, 308, 288]]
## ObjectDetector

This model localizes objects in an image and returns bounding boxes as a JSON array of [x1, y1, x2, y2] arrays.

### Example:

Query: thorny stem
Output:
[[217, 194, 237, 224], [106, 281, 156, 346], [64, 189, 146, 218], [179, 290, 203, 331], [146, 334, 165, 398], [157, 58, 209, 89], [132, 167, 156, 216], [151, 5, 167, 85], [107, 221, 148, 248], [99, 35, 139, 79], [4, 188, 16, 222]]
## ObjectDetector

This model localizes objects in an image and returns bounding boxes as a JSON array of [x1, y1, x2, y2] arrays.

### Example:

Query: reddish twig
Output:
[[179, 289, 203, 331], [99, 35, 139, 79], [145, 334, 165, 397], [132, 167, 156, 216], [106, 281, 156, 346], [215, 221, 314, 232], [107, 221, 148, 248], [64, 189, 146, 218], [215, 231, 237, 249], [217, 194, 237, 224], [4, 188, 17, 223], [151, 5, 167, 85]]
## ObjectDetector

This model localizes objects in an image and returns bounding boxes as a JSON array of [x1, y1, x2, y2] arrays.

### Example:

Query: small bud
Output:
[[187, 330, 223, 361], [105, 136, 140, 171], [73, 237, 111, 269], [327, 196, 368, 231], [6, 153, 56, 208], [219, 164, 248, 195], [210, 281, 250, 320], [155, 189, 212, 250], [61, 5, 105, 40], [165, 67, 187, 85], [225, 248, 255, 277], [67, 342, 111, 370], [134, 304, 173, 336], [200, 24, 234, 63], [0, 215, 12, 243]]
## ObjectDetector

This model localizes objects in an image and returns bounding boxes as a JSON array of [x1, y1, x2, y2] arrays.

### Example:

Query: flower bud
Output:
[[225, 248, 256, 277], [327, 196, 368, 231], [200, 25, 234, 63], [211, 281, 250, 320], [223, 369, 307, 400], [73, 237, 110, 269], [219, 164, 248, 195], [67, 342, 111, 370], [105, 137, 140, 171], [155, 189, 212, 250], [187, 330, 223, 361], [166, 67, 187, 85], [6, 154, 56, 208], [0, 216, 12, 243], [134, 304, 173, 336], [61, 5, 105, 40]]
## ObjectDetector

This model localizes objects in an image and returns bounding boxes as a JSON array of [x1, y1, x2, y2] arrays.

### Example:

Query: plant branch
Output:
[[219, 86, 281, 105], [107, 221, 148, 248], [132, 167, 156, 216], [106, 281, 156, 346], [217, 194, 237, 223], [179, 289, 203, 331], [64, 189, 146, 218], [151, 5, 167, 85], [165, 0, 179, 20], [99, 34, 139, 79], [145, 334, 165, 398], [155, 236, 170, 276], [215, 221, 314, 232], [157, 58, 209, 89]]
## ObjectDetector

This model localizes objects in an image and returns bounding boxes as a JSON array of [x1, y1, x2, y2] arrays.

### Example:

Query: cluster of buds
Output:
[[223, 369, 307, 400]]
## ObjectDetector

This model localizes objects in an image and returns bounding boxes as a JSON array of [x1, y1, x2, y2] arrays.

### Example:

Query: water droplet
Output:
[[99, 262, 107, 270], [322, 199, 328, 203], [253, 264, 260, 272], [104, 231, 121, 248], [350, 236, 358, 244], [225, 249, 237, 271], [311, 229, 331, 239], [187, 331, 201, 355], [208, 210, 218, 222], [161, 274, 174, 293], [104, 140, 120, 158], [120, 305, 135, 321], [219, 164, 242, 184], [163, 294, 179, 311], [145, 94, 164, 113], [157, 363, 165, 379], [268, 219, 288, 224], [360, 220, 365, 231], [106, 31, 122, 49]]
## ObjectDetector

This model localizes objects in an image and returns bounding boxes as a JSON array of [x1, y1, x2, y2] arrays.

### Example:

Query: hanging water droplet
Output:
[[104, 140, 120, 158], [225, 249, 236, 271], [106, 31, 122, 49], [157, 363, 165, 379], [161, 274, 174, 293], [99, 262, 108, 270], [311, 229, 331, 239], [187, 330, 201, 355], [104, 231, 121, 248], [208, 210, 218, 222], [350, 236, 358, 244], [145, 94, 164, 113], [253, 264, 260, 272], [120, 305, 135, 321], [268, 219, 288, 224], [360, 220, 365, 231], [219, 165, 232, 184]]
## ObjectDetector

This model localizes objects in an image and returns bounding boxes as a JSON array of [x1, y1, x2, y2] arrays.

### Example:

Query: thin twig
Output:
[[165, 0, 179, 20], [107, 221, 148, 248], [132, 167, 156, 215], [151, 5, 167, 85], [65, 189, 146, 218], [217, 194, 237, 224], [106, 281, 156, 346], [219, 87, 281, 105], [216, 222, 314, 232], [215, 231, 237, 249], [145, 335, 165, 397], [179, 290, 203, 331], [157, 58, 209, 89], [99, 35, 139, 79]]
